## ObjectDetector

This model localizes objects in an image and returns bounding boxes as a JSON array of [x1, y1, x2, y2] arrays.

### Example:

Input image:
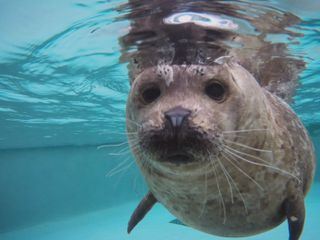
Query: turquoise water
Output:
[[0, 0, 319, 239]]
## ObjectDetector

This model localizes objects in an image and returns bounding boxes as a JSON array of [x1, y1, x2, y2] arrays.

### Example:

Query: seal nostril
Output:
[[164, 106, 191, 129], [176, 116, 184, 127]]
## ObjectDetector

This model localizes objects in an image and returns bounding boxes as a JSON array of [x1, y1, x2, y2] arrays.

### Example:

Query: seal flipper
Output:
[[127, 191, 157, 234], [283, 192, 305, 240]]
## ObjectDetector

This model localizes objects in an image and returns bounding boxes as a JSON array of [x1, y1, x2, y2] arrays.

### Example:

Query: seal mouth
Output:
[[164, 152, 195, 164], [139, 126, 216, 165]]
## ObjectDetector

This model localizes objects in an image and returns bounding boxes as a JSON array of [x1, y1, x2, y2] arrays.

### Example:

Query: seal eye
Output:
[[141, 86, 161, 104], [205, 82, 226, 102]]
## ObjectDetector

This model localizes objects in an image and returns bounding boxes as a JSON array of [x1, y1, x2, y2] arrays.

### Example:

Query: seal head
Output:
[[127, 60, 269, 168]]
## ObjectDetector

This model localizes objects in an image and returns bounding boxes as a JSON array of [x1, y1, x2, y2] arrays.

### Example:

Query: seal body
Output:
[[122, 1, 315, 238], [126, 61, 315, 237]]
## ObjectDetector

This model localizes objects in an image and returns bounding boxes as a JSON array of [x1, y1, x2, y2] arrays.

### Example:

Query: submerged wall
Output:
[[0, 145, 146, 233]]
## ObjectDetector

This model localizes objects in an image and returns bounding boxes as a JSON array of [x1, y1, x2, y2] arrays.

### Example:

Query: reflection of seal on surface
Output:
[[163, 12, 238, 30], [120, 1, 316, 239]]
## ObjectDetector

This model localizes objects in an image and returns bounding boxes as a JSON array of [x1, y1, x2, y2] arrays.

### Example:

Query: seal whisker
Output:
[[106, 156, 134, 177], [217, 154, 248, 214], [125, 140, 142, 151], [118, 137, 141, 150], [107, 160, 135, 177], [127, 137, 141, 144], [222, 128, 270, 134], [98, 131, 138, 136], [224, 148, 301, 183], [126, 132, 139, 136], [210, 140, 264, 191], [224, 145, 272, 165], [140, 152, 152, 173], [109, 152, 131, 156], [216, 156, 234, 204], [220, 151, 264, 191], [127, 118, 142, 128], [109, 140, 141, 156], [199, 164, 208, 219], [98, 135, 140, 152], [207, 151, 227, 224], [97, 141, 130, 149], [223, 139, 273, 153], [109, 145, 134, 156]]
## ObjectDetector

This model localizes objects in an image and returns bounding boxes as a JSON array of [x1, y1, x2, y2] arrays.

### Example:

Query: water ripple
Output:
[[0, 0, 129, 149], [0, 0, 319, 149]]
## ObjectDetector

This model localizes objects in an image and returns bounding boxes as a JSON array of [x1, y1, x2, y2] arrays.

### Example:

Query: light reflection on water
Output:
[[0, 0, 319, 150]]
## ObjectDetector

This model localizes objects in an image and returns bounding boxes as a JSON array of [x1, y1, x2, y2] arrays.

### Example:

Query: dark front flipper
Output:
[[127, 191, 157, 234], [284, 193, 305, 240]]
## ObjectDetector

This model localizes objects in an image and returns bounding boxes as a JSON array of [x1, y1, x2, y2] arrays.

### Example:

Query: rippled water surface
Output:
[[0, 0, 319, 149], [0, 0, 319, 239]]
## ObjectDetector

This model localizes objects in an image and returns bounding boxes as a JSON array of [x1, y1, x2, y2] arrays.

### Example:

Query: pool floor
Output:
[[1, 182, 319, 240]]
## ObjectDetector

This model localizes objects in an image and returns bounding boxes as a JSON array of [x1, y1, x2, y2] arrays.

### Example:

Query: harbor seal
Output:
[[120, 1, 316, 239]]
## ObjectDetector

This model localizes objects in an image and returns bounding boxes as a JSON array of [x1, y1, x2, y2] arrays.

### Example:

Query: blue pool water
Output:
[[0, 0, 319, 239]]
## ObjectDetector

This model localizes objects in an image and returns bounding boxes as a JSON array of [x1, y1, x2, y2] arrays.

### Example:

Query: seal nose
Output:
[[164, 106, 191, 129]]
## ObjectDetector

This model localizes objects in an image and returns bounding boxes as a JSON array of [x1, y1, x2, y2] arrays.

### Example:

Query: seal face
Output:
[[126, 60, 316, 237]]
